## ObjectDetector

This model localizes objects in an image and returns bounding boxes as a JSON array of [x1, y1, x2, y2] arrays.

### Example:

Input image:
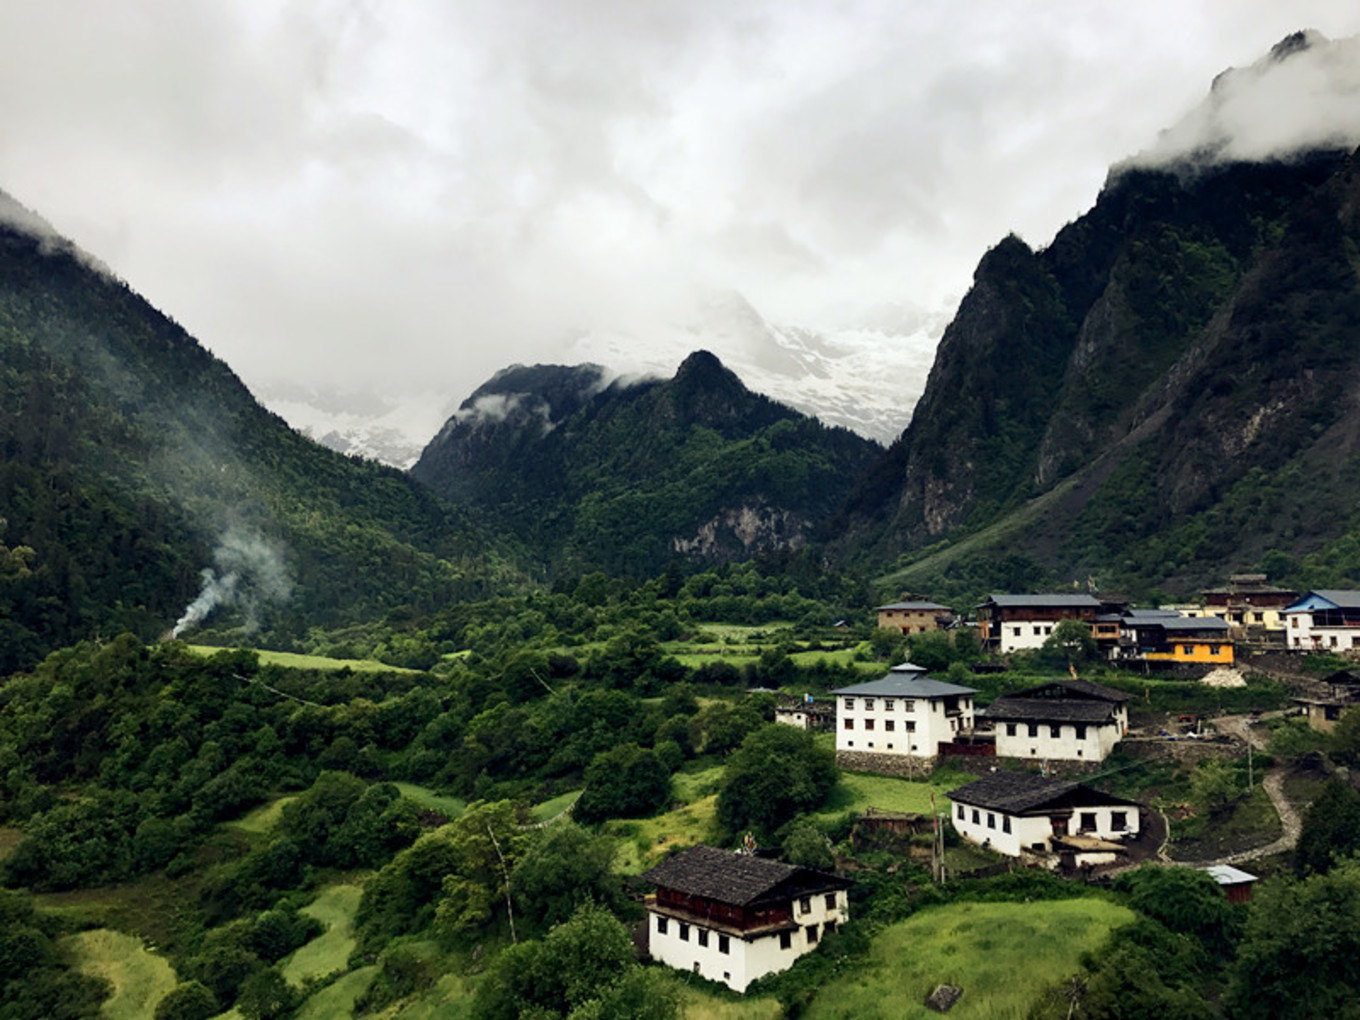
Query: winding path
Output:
[[1195, 713, 1300, 866]]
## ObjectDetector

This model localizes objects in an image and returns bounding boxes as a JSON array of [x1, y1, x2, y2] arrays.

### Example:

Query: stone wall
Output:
[[835, 750, 936, 779]]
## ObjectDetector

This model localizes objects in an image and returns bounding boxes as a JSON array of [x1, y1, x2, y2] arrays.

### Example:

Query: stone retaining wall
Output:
[[835, 750, 936, 778]]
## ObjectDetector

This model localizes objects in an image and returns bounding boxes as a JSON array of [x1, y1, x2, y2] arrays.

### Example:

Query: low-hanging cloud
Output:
[[1130, 30, 1360, 169], [172, 526, 292, 638]]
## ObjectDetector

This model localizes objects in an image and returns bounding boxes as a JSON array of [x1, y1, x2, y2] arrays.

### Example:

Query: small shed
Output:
[[1203, 864, 1258, 904]]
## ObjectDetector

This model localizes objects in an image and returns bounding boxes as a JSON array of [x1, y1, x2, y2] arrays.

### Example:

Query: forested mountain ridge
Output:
[[842, 143, 1360, 599], [411, 350, 881, 577], [0, 195, 510, 673]]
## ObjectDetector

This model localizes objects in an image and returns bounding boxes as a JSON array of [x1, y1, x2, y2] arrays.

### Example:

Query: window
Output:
[[864, 718, 875, 731], [1210, 645, 1221, 655], [824, 920, 837, 935], [825, 893, 837, 910], [693, 962, 700, 974], [679, 923, 690, 941], [844, 698, 855, 709], [1075, 725, 1087, 740], [902, 700, 915, 712], [904, 721, 916, 733], [1002, 816, 1011, 834], [986, 813, 996, 830], [1050, 725, 1061, 739], [1111, 812, 1127, 831], [1332, 636, 1340, 648], [1045, 626, 1053, 635], [657, 917, 668, 935], [1291, 617, 1299, 628], [956, 804, 965, 820], [972, 809, 980, 824], [885, 720, 896, 732], [843, 718, 853, 730], [806, 924, 819, 944], [799, 897, 811, 914], [864, 698, 874, 710], [719, 935, 730, 955], [1013, 627, 1021, 637], [1034, 626, 1041, 635], [1028, 724, 1039, 738], [698, 929, 709, 947], [884, 699, 895, 710], [1006, 723, 1017, 736], [1080, 813, 1097, 832], [779, 931, 792, 950]]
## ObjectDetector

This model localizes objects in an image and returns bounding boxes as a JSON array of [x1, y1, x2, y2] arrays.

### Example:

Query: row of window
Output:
[[779, 921, 834, 949], [843, 718, 916, 732], [656, 915, 838, 952], [953, 804, 1129, 832], [1002, 722, 1090, 740], [841, 698, 916, 712], [798, 894, 839, 914], [843, 740, 919, 751]]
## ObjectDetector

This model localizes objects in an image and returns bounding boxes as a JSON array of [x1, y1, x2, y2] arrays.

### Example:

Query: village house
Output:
[[832, 666, 977, 769], [1120, 614, 1234, 666], [1197, 574, 1297, 640], [1202, 864, 1259, 904], [875, 600, 954, 634], [948, 770, 1140, 868], [1283, 590, 1360, 651], [773, 698, 835, 732], [641, 845, 851, 993], [976, 594, 1103, 653], [979, 678, 1131, 762], [1292, 669, 1360, 733]]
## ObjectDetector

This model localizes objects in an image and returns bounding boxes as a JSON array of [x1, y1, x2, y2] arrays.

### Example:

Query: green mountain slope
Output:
[[847, 145, 1360, 601], [0, 196, 506, 672], [411, 351, 881, 577]]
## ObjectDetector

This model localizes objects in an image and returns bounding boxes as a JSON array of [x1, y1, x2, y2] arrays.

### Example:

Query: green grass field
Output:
[[225, 795, 298, 834], [184, 644, 419, 674], [811, 770, 966, 826], [673, 765, 725, 805], [606, 795, 719, 874], [377, 970, 477, 1019], [63, 928, 178, 1020], [292, 965, 378, 1020], [805, 899, 1135, 1019], [281, 883, 365, 986], [678, 982, 783, 1019], [530, 789, 582, 822], [391, 782, 468, 819]]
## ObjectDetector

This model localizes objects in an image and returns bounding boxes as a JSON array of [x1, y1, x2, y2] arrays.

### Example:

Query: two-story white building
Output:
[[949, 770, 1140, 866], [832, 669, 977, 764], [642, 845, 851, 993], [977, 594, 1104, 653], [979, 678, 1130, 763], [1283, 590, 1360, 651]]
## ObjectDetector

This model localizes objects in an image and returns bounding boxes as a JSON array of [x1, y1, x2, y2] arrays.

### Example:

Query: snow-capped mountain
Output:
[[257, 291, 945, 466]]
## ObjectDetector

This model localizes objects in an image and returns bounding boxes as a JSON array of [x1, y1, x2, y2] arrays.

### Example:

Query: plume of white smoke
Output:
[[172, 527, 292, 638]]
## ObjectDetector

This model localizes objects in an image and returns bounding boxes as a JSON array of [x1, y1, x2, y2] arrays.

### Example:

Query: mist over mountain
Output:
[[0, 191, 505, 671], [840, 37, 1360, 601], [411, 351, 881, 577]]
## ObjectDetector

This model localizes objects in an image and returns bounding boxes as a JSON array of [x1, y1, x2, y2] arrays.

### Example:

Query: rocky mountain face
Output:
[[411, 350, 881, 577], [848, 143, 1360, 596]]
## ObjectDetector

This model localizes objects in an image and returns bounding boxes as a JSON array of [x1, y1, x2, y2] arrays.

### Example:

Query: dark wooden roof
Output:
[[982, 699, 1118, 724], [979, 594, 1102, 609], [949, 771, 1137, 813], [641, 846, 848, 906], [1014, 679, 1132, 703]]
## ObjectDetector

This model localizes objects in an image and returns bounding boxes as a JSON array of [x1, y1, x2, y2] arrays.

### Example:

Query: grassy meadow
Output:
[[281, 883, 366, 986], [63, 928, 178, 1020], [184, 645, 420, 674], [805, 899, 1135, 1019]]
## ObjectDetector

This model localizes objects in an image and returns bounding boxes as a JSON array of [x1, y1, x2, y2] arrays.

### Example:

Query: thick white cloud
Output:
[[1, 0, 1358, 403]]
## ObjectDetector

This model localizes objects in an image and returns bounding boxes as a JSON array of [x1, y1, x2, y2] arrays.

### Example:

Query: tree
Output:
[[780, 817, 834, 869], [235, 968, 293, 1020], [1041, 619, 1097, 667], [1296, 778, 1360, 876], [1112, 864, 1237, 956], [432, 800, 527, 937], [153, 982, 218, 1020], [1188, 758, 1244, 819], [511, 822, 623, 932], [572, 745, 671, 824], [717, 724, 837, 841], [1225, 859, 1360, 1019]]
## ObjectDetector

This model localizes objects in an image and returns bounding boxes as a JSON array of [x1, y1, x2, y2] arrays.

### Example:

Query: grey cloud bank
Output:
[[2, 1, 1360, 429]]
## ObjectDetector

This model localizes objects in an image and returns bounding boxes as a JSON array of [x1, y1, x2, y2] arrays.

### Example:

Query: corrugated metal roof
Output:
[[980, 594, 1103, 608], [831, 676, 977, 698], [876, 601, 951, 611]]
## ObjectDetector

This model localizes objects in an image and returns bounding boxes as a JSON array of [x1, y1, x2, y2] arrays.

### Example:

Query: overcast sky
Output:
[[2, 1, 1359, 403]]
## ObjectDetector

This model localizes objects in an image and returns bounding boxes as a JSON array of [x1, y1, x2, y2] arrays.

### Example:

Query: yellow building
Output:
[[875, 600, 953, 635], [1131, 616, 1234, 665]]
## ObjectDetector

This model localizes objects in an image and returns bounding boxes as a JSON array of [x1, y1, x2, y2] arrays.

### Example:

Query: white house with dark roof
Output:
[[1284, 590, 1360, 651], [832, 669, 976, 761], [977, 594, 1103, 653], [642, 845, 851, 993], [949, 771, 1139, 864], [980, 678, 1131, 762]]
